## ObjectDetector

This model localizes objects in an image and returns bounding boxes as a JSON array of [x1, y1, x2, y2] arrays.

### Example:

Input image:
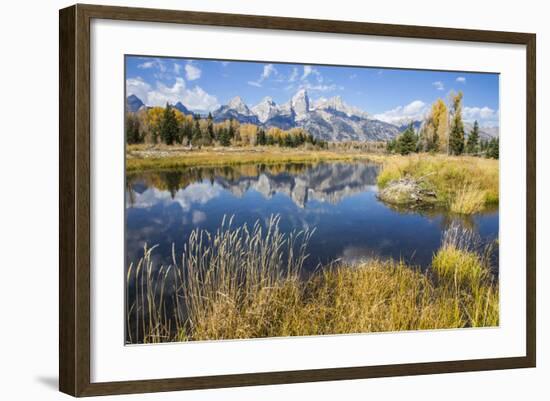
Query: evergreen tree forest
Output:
[[125, 105, 328, 150], [385, 91, 498, 159]]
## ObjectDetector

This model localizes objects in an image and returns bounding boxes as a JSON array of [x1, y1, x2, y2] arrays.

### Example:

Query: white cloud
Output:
[[373, 100, 428, 124], [192, 210, 207, 224], [138, 61, 154, 69], [301, 65, 323, 83], [403, 100, 426, 115], [456, 76, 466, 83], [289, 67, 299, 82], [179, 86, 218, 111], [301, 65, 313, 80], [220, 61, 230, 67], [185, 63, 201, 81], [285, 84, 296, 91], [300, 83, 342, 92], [247, 81, 262, 87], [295, 65, 328, 92], [126, 76, 219, 111], [261, 64, 276, 80], [463, 106, 498, 121], [146, 78, 187, 106], [138, 58, 167, 73], [247, 63, 277, 87], [126, 77, 151, 103], [128, 183, 222, 211], [432, 81, 445, 90]]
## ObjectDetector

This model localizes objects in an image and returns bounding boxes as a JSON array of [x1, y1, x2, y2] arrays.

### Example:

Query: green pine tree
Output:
[[228, 119, 235, 141], [219, 128, 231, 146], [487, 137, 499, 159], [466, 120, 480, 155], [386, 138, 396, 153], [181, 121, 192, 144], [125, 113, 141, 144], [396, 124, 417, 155], [257, 129, 267, 146], [160, 103, 178, 145], [207, 112, 215, 142], [449, 92, 465, 155], [191, 114, 202, 146]]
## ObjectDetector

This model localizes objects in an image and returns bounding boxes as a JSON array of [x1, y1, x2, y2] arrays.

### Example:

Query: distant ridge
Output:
[[126, 94, 144, 112], [126, 93, 499, 142]]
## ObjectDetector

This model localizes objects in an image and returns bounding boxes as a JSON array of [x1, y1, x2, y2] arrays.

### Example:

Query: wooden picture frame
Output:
[[59, 3, 536, 397]]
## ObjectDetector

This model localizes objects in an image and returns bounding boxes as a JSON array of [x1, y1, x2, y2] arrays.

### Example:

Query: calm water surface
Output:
[[125, 161, 499, 272]]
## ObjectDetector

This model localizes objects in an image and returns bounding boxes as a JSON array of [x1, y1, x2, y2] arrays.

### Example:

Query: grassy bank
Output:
[[126, 145, 381, 172], [377, 154, 499, 214], [126, 217, 498, 344]]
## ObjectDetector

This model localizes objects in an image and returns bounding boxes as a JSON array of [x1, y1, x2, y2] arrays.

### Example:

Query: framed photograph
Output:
[[59, 4, 536, 397]]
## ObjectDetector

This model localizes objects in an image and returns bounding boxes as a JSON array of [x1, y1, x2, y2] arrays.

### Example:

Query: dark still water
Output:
[[126, 162, 499, 271]]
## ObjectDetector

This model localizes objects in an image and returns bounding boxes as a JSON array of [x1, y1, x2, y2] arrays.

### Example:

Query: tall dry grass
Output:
[[432, 223, 499, 326], [126, 217, 498, 344], [377, 154, 498, 214], [126, 146, 379, 172]]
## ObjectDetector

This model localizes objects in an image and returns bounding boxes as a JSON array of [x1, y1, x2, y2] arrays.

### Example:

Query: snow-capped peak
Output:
[[314, 96, 367, 118], [291, 89, 310, 120], [227, 96, 252, 115], [252, 97, 278, 123]]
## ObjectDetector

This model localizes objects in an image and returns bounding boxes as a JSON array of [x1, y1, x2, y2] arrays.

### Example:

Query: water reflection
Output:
[[127, 162, 380, 209], [126, 162, 499, 271]]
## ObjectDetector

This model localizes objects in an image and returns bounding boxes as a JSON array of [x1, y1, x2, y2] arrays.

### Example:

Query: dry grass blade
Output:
[[125, 217, 498, 343]]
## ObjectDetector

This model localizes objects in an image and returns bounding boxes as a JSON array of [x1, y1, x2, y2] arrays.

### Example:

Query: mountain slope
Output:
[[126, 94, 145, 112], [126, 93, 499, 142], [213, 96, 260, 124], [173, 101, 192, 115]]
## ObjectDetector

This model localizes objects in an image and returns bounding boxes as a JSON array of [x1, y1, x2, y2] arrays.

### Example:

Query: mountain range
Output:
[[126, 89, 499, 142]]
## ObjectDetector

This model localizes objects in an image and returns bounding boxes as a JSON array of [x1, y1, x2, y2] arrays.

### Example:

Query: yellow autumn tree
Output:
[[267, 127, 287, 145], [143, 106, 165, 143], [239, 124, 258, 146], [421, 99, 448, 152]]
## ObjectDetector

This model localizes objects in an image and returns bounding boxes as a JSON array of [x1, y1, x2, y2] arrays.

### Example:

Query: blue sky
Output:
[[126, 55, 499, 127]]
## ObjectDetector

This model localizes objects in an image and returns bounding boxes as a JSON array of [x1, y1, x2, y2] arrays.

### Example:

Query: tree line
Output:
[[126, 104, 328, 149], [386, 91, 499, 159]]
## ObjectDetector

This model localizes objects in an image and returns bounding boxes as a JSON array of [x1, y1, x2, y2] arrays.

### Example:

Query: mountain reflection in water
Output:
[[126, 162, 498, 271]]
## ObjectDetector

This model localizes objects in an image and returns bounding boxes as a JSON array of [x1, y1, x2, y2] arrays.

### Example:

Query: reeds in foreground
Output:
[[126, 217, 498, 344]]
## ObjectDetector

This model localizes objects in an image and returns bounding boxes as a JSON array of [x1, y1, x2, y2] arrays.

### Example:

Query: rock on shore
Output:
[[377, 178, 437, 208]]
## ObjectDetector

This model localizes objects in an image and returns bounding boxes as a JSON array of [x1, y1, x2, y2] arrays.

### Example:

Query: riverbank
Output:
[[377, 154, 499, 214], [126, 217, 498, 344], [126, 144, 384, 171]]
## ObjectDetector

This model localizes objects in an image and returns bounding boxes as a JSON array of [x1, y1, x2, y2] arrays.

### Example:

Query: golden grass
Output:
[[126, 217, 498, 344], [126, 145, 382, 172], [450, 184, 487, 214], [377, 154, 499, 214]]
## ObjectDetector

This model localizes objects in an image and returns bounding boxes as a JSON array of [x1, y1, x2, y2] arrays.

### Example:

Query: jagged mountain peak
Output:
[[126, 94, 145, 112], [291, 89, 310, 120], [292, 88, 309, 102], [252, 97, 279, 123], [314, 96, 367, 118], [213, 96, 258, 124], [260, 96, 275, 104], [173, 101, 191, 115], [227, 96, 250, 112]]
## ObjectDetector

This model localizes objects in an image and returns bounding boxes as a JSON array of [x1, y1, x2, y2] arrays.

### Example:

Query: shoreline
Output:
[[126, 145, 384, 172]]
